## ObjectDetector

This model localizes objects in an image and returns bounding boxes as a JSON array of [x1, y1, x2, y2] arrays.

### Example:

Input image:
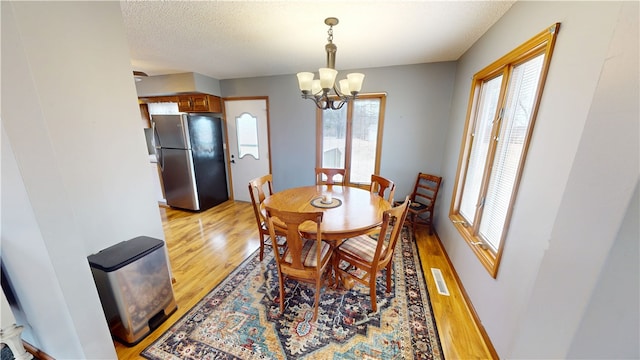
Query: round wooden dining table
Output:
[[261, 185, 391, 241]]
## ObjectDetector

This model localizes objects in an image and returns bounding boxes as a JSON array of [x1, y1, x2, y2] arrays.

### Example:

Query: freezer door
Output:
[[152, 114, 191, 149], [159, 148, 200, 210], [190, 116, 229, 209]]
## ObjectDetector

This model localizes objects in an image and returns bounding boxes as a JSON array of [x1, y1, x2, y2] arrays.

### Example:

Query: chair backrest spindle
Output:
[[411, 173, 441, 208]]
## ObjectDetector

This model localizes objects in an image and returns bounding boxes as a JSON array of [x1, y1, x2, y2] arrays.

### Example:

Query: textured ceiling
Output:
[[120, 1, 515, 80]]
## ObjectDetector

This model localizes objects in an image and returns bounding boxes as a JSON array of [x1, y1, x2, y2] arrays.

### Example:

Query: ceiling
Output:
[[120, 1, 515, 80]]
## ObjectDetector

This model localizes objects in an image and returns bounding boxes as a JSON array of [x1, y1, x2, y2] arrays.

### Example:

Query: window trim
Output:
[[449, 23, 560, 278], [315, 93, 387, 189]]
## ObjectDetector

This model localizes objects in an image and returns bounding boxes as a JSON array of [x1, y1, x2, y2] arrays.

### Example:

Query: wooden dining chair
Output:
[[370, 174, 396, 203], [248, 174, 283, 261], [396, 172, 442, 235], [315, 168, 346, 185], [264, 207, 332, 321], [333, 196, 411, 312]]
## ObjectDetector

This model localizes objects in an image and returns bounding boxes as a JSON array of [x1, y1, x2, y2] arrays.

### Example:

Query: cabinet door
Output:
[[177, 97, 192, 112], [206, 95, 222, 113], [139, 104, 151, 127], [140, 96, 179, 103], [191, 94, 210, 112], [151, 94, 222, 113]]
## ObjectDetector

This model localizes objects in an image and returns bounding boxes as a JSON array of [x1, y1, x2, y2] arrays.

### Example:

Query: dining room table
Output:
[[261, 184, 392, 242]]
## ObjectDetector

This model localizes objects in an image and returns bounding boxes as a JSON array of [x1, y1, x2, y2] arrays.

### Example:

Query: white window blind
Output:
[[459, 75, 503, 223], [479, 54, 545, 251]]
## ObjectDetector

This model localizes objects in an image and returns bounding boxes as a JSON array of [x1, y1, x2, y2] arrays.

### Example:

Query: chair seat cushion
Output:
[[395, 200, 431, 212], [408, 201, 430, 212], [283, 239, 331, 267], [368, 228, 392, 242], [337, 234, 386, 263]]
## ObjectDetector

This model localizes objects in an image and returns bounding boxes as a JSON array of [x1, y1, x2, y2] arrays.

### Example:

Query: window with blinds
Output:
[[450, 24, 560, 278]]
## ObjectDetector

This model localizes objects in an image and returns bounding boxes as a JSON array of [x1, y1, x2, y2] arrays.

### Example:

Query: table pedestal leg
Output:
[[342, 276, 355, 290]]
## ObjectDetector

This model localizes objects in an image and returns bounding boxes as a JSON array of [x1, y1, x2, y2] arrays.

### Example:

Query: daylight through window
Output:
[[316, 94, 386, 187]]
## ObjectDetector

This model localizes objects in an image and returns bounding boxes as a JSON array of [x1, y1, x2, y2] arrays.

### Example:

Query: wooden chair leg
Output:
[[313, 276, 322, 321], [370, 280, 378, 312], [332, 255, 341, 289], [386, 262, 393, 291], [259, 234, 265, 261], [278, 273, 285, 314]]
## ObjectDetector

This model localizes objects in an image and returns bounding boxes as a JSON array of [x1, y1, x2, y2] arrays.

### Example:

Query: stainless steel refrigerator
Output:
[[152, 114, 228, 211]]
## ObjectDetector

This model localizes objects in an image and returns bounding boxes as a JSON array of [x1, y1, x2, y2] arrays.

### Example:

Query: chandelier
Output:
[[296, 17, 365, 110]]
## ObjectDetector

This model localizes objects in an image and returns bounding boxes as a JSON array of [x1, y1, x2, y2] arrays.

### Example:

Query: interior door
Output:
[[224, 98, 271, 202]]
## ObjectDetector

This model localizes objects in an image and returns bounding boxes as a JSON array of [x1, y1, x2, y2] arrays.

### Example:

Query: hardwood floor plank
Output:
[[114, 201, 495, 359], [414, 226, 497, 359]]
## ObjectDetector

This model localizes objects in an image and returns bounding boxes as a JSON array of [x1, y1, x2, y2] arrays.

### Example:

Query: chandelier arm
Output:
[[332, 84, 344, 98], [330, 99, 347, 110], [302, 93, 326, 110], [314, 96, 329, 110]]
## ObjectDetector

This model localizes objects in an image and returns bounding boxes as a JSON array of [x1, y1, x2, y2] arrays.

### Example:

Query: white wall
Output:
[[2, 2, 166, 358], [220, 62, 457, 200], [436, 1, 639, 358], [567, 181, 639, 359], [1, 128, 84, 356]]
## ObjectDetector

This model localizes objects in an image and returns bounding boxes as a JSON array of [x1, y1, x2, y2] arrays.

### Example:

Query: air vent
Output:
[[430, 268, 450, 296]]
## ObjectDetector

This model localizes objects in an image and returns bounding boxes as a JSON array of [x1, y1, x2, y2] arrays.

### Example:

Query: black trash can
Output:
[[88, 236, 177, 346]]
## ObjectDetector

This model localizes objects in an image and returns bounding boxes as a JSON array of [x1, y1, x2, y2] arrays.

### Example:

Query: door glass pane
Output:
[[236, 113, 259, 159], [479, 54, 544, 251], [321, 106, 347, 168], [459, 75, 503, 224], [349, 99, 380, 184]]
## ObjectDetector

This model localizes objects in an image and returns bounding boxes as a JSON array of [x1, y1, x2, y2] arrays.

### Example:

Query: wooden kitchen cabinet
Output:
[[177, 94, 221, 113], [139, 103, 151, 128], [139, 95, 179, 104], [138, 93, 222, 113]]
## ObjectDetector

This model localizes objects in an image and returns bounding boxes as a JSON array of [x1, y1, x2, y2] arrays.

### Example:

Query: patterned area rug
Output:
[[141, 229, 443, 359]]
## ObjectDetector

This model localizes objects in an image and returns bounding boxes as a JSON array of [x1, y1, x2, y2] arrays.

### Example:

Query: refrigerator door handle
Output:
[[152, 121, 163, 168], [158, 147, 165, 171]]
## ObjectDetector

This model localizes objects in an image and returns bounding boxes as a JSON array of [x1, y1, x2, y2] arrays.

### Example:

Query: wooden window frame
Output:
[[449, 24, 560, 278]]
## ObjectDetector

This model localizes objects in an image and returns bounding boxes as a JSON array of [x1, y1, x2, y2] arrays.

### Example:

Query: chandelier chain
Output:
[[327, 26, 333, 44]]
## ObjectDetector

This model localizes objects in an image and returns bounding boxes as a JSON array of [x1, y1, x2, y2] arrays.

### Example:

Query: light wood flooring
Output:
[[114, 200, 497, 359]]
